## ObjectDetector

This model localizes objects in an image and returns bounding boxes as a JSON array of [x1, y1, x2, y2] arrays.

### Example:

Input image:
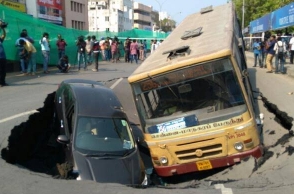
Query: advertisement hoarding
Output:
[[271, 2, 294, 30], [37, 0, 62, 25], [1, 0, 26, 12], [249, 14, 271, 34]]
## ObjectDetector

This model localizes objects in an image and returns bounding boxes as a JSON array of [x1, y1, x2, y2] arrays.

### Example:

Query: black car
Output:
[[54, 79, 147, 185]]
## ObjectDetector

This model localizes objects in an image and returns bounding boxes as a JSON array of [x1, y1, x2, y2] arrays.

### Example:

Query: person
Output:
[[56, 34, 67, 59], [111, 39, 118, 63], [19, 39, 37, 76], [99, 37, 106, 60], [40, 32, 50, 74], [143, 39, 147, 58], [139, 40, 145, 60], [57, 55, 71, 73], [151, 40, 158, 54], [0, 24, 7, 87], [274, 36, 287, 74], [15, 32, 28, 74], [130, 39, 138, 64], [91, 35, 100, 72], [104, 38, 110, 61], [252, 39, 262, 67], [260, 39, 267, 67], [289, 34, 294, 64], [265, 35, 276, 73], [22, 29, 34, 44], [124, 38, 131, 62], [85, 36, 93, 65], [76, 36, 87, 70], [117, 40, 123, 61]]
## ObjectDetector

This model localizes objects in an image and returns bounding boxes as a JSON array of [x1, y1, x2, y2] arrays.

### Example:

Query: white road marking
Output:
[[110, 78, 123, 89], [0, 110, 38, 124], [215, 184, 233, 194]]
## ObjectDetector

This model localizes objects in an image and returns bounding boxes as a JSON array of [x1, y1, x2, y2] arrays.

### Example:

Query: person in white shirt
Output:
[[40, 32, 50, 74], [289, 34, 294, 64], [274, 36, 287, 74], [151, 40, 158, 54]]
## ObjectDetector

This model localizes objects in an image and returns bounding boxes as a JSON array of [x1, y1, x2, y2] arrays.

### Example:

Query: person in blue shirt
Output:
[[253, 39, 262, 67], [0, 25, 7, 87]]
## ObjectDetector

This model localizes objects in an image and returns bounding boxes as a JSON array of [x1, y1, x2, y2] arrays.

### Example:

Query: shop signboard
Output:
[[271, 2, 294, 30], [37, 0, 62, 25]]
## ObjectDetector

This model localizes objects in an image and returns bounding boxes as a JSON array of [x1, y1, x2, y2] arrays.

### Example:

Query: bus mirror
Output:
[[178, 84, 192, 94], [242, 69, 249, 77]]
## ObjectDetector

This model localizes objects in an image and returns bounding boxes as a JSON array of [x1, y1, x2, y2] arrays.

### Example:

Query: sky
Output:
[[135, 0, 229, 25]]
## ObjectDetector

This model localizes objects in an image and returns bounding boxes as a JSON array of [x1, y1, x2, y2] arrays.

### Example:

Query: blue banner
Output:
[[271, 2, 294, 30], [250, 14, 271, 34]]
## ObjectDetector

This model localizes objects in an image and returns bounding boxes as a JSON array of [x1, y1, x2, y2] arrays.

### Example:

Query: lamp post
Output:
[[242, 0, 245, 30], [154, 0, 168, 30]]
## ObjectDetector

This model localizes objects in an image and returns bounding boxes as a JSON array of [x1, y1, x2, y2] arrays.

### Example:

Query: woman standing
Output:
[[40, 32, 50, 74]]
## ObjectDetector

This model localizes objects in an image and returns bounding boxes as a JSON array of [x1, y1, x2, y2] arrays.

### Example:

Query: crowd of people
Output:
[[252, 34, 294, 74], [0, 26, 165, 87]]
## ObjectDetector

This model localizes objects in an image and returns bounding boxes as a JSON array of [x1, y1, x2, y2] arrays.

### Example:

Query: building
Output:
[[151, 10, 159, 31], [133, 2, 152, 31], [88, 0, 133, 32], [63, 0, 88, 30], [25, 0, 88, 30]]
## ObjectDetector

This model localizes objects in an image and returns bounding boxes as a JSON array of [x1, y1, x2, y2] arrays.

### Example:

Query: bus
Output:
[[127, 2, 264, 177]]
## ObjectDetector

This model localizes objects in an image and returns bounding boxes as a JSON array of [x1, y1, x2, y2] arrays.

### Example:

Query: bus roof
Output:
[[128, 2, 236, 83]]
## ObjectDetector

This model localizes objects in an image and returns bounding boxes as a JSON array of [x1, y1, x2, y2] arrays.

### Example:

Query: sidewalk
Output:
[[245, 51, 294, 78]]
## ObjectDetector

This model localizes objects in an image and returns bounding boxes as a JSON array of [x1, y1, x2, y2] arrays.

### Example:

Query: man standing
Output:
[[40, 32, 50, 74], [124, 38, 130, 62], [85, 36, 93, 65], [56, 34, 67, 59], [19, 39, 37, 76], [274, 36, 287, 74], [265, 35, 276, 73], [76, 36, 87, 70], [0, 24, 7, 87], [289, 34, 294, 64], [91, 36, 100, 72], [253, 39, 262, 67]]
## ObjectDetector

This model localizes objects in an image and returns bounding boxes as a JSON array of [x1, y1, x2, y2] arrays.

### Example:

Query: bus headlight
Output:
[[160, 156, 168, 164], [234, 142, 244, 151]]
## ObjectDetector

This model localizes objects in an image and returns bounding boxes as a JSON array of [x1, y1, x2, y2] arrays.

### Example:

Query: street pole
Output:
[[154, 0, 167, 31], [242, 0, 245, 31]]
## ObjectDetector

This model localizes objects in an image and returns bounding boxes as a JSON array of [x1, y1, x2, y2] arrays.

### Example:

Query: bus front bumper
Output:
[[154, 145, 263, 177]]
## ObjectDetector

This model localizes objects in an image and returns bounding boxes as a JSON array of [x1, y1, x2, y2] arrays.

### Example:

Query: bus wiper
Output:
[[148, 74, 178, 99]]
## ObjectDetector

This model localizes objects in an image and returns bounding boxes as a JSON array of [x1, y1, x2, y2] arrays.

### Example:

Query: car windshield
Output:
[[74, 116, 135, 155], [133, 58, 247, 132]]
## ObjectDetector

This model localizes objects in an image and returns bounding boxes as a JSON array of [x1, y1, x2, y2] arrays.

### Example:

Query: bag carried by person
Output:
[[277, 43, 285, 58]]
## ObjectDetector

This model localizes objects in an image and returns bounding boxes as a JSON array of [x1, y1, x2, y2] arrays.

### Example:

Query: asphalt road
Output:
[[0, 54, 294, 194]]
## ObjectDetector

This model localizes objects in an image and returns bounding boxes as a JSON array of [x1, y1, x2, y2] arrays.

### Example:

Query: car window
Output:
[[74, 116, 135, 153]]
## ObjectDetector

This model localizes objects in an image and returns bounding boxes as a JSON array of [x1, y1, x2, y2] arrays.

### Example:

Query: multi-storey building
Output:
[[88, 0, 133, 32], [64, 0, 89, 30], [133, 2, 152, 31], [25, 0, 88, 30]]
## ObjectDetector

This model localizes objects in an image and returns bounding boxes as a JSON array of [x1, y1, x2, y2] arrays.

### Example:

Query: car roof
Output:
[[65, 81, 127, 118]]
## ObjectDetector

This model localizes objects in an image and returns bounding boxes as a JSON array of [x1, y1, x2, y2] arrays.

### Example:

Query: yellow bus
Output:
[[128, 2, 263, 177]]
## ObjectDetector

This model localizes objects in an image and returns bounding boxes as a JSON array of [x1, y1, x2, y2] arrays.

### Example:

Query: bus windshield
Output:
[[134, 58, 247, 130]]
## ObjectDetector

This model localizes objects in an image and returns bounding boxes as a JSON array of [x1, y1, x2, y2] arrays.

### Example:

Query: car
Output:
[[54, 79, 147, 185]]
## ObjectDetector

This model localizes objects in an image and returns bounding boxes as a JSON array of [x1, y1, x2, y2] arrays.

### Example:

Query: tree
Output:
[[232, 0, 294, 33], [160, 18, 176, 32]]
